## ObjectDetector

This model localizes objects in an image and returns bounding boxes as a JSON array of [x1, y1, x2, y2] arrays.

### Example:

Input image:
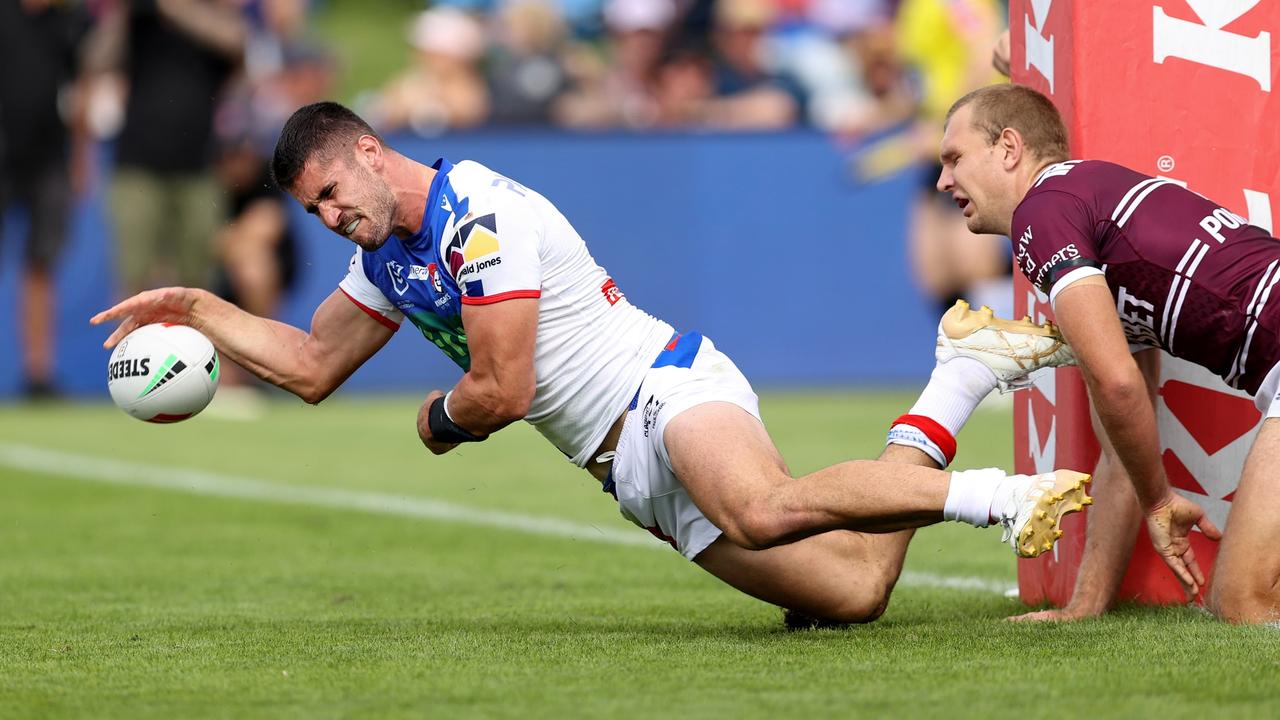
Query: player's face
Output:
[[937, 105, 1015, 236], [293, 150, 398, 252]]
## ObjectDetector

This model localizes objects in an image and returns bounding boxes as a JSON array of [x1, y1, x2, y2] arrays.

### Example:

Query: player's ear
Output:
[[998, 127, 1022, 170], [355, 134, 383, 169]]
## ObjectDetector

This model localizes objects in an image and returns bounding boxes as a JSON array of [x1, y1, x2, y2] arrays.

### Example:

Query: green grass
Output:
[[313, 0, 424, 104], [0, 391, 1276, 719]]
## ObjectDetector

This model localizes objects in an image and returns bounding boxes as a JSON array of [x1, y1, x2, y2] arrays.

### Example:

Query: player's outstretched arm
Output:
[[91, 287, 395, 404], [1010, 350, 1158, 621], [1053, 277, 1221, 596]]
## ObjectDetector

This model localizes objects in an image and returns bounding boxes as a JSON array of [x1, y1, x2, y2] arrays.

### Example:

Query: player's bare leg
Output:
[[672, 308, 1087, 623], [691, 442, 929, 625], [670, 403, 947, 541], [668, 404, 1089, 622], [1207, 419, 1280, 623]]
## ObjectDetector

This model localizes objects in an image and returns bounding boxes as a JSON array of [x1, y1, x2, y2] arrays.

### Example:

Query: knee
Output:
[[792, 576, 894, 626], [1208, 563, 1280, 620], [829, 585, 892, 625], [1208, 575, 1280, 624]]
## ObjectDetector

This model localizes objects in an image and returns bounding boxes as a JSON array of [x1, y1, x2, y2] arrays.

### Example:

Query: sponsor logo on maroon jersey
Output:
[[1033, 243, 1080, 290], [1116, 286, 1160, 347]]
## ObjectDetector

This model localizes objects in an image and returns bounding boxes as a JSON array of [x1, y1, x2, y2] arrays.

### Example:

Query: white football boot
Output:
[[937, 300, 1076, 392], [998, 470, 1093, 558]]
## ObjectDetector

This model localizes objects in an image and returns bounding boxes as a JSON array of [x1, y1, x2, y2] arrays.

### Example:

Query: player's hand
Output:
[[90, 287, 204, 348], [1007, 605, 1103, 623], [1145, 492, 1223, 599], [417, 389, 460, 456], [992, 29, 1012, 76]]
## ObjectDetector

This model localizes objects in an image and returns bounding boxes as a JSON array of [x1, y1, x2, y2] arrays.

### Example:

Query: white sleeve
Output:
[[338, 250, 404, 328], [1048, 265, 1106, 306], [445, 199, 543, 306]]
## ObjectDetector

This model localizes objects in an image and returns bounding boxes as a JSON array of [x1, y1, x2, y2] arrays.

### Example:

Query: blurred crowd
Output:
[[360, 0, 1005, 136], [0, 0, 1009, 402]]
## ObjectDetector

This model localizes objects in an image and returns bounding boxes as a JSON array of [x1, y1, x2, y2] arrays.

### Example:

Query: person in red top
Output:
[[934, 82, 1280, 624]]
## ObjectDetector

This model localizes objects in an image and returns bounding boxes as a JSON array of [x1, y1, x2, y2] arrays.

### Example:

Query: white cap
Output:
[[604, 0, 677, 32], [810, 0, 888, 35], [409, 7, 486, 59]]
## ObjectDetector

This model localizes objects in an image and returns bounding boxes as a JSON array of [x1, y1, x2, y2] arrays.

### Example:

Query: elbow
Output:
[[494, 385, 535, 423], [1090, 374, 1148, 415], [297, 374, 340, 406], [479, 372, 535, 424], [298, 384, 331, 406]]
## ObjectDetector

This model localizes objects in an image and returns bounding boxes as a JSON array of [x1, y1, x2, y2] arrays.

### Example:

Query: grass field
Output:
[[1, 391, 1276, 718]]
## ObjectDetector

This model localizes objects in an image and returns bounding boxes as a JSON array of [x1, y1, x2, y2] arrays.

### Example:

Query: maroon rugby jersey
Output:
[[1012, 160, 1280, 395]]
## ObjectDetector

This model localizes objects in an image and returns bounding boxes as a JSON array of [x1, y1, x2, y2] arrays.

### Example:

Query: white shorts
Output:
[[604, 332, 761, 560], [1255, 360, 1280, 418]]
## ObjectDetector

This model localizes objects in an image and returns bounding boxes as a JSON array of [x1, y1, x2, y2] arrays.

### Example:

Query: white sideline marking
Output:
[[0, 443, 1015, 595]]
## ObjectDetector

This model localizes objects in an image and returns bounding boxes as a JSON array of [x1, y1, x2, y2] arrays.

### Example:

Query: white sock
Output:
[[907, 357, 998, 437], [988, 474, 1032, 523], [944, 468, 1008, 527]]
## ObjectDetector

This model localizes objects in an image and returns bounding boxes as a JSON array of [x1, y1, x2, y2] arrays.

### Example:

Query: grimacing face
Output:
[[936, 104, 1012, 236], [293, 146, 398, 252]]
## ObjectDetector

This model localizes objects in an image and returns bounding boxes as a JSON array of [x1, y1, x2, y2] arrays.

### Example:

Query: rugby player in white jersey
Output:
[[93, 102, 1086, 626]]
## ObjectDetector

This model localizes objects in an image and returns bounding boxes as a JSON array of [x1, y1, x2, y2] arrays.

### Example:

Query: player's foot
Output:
[[997, 470, 1092, 558], [937, 300, 1075, 392]]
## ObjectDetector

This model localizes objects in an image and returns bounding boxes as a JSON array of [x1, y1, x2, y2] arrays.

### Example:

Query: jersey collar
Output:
[[404, 158, 456, 250]]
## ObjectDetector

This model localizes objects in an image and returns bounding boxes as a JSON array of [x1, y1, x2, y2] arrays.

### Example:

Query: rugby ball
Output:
[[107, 324, 220, 423]]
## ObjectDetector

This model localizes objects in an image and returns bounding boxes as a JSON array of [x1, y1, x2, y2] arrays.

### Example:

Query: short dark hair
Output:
[[270, 102, 381, 191], [946, 85, 1070, 164]]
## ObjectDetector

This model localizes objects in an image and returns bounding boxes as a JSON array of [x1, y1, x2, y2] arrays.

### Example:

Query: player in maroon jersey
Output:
[[934, 83, 1280, 623]]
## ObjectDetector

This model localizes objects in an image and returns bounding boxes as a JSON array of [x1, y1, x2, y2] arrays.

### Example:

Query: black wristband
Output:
[[427, 396, 486, 444]]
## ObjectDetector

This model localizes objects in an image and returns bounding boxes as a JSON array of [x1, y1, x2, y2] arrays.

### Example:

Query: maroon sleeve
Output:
[[1011, 190, 1103, 294]]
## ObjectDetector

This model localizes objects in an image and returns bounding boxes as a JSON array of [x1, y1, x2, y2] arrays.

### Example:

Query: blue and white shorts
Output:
[[604, 332, 761, 560]]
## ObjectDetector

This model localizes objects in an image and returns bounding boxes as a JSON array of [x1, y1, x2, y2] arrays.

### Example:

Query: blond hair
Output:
[[946, 85, 1069, 163]]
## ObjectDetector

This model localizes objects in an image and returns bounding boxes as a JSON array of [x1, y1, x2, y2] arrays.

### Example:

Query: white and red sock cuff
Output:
[[886, 413, 957, 467]]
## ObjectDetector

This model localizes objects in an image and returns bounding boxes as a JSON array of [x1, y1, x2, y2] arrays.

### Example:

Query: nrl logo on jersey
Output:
[[386, 260, 410, 296]]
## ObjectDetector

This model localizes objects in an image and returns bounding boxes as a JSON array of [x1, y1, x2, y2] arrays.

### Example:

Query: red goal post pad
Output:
[[1007, 0, 1272, 606]]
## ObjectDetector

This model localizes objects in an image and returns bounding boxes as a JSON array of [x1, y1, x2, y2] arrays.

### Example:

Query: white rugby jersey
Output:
[[338, 159, 673, 465]]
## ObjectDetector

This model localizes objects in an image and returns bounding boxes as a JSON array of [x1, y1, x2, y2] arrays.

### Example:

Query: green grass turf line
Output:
[[1, 392, 1277, 718]]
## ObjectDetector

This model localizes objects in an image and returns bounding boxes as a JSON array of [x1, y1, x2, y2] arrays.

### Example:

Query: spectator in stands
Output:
[[895, 0, 1010, 316], [240, 0, 311, 80], [487, 0, 570, 126], [554, 0, 675, 129], [215, 42, 332, 336], [766, 0, 883, 130], [648, 38, 715, 128], [84, 0, 247, 298], [364, 6, 489, 135], [829, 21, 919, 183], [0, 0, 92, 399], [804, 0, 915, 136], [209, 40, 332, 417], [701, 0, 801, 130]]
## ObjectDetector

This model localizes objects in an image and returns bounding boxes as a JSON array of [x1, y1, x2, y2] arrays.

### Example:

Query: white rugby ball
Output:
[[107, 324, 220, 423]]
